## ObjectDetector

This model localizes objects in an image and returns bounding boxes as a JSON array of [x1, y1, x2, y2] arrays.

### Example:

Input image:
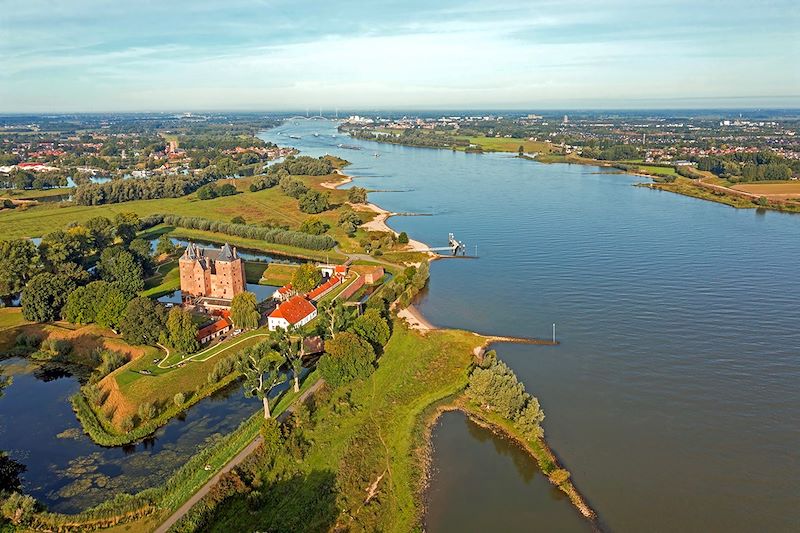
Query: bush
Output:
[[397, 231, 409, 244], [317, 332, 375, 387], [138, 402, 157, 423], [1, 492, 37, 526], [174, 392, 186, 406], [120, 415, 135, 432], [549, 468, 570, 485]]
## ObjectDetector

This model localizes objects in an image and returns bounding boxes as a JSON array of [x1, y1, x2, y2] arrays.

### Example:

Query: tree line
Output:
[[73, 174, 213, 205], [153, 214, 337, 250]]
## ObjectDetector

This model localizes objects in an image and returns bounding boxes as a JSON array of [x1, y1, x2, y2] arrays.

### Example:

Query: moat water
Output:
[[260, 121, 800, 532]]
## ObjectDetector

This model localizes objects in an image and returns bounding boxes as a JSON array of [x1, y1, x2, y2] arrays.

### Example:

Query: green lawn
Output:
[[0, 308, 29, 330], [141, 259, 180, 297], [259, 263, 298, 286], [633, 164, 678, 177]]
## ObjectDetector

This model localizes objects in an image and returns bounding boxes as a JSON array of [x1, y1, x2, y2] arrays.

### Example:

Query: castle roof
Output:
[[182, 242, 239, 262]]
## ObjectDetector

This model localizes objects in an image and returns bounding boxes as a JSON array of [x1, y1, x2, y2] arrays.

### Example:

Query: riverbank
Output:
[[320, 168, 433, 253]]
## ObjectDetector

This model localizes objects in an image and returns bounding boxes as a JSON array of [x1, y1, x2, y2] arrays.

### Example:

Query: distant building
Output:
[[268, 295, 317, 331], [179, 243, 246, 302], [361, 266, 384, 285]]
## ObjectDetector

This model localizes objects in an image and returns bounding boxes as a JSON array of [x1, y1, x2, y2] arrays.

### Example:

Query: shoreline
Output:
[[305, 135, 598, 527], [321, 169, 433, 253]]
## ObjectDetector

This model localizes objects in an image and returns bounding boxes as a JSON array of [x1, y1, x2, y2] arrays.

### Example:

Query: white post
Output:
[[552, 323, 556, 343]]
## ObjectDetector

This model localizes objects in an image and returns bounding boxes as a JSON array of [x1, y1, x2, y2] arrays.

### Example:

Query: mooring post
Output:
[[552, 323, 556, 344]]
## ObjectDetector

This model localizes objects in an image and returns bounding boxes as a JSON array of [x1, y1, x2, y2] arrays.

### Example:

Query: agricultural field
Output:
[[460, 135, 555, 153], [731, 181, 800, 197]]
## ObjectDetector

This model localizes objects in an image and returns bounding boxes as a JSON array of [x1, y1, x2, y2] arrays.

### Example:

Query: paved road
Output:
[[154, 379, 324, 533]]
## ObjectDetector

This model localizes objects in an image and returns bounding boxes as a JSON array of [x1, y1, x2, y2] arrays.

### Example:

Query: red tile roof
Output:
[[306, 276, 341, 301], [269, 295, 316, 324], [278, 283, 293, 294], [197, 317, 231, 340]]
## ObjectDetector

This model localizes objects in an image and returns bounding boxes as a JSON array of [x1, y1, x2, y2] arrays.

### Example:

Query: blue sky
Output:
[[1, 0, 798, 111]]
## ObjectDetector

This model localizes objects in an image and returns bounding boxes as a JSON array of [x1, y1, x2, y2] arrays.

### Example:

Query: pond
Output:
[[0, 356, 289, 514]]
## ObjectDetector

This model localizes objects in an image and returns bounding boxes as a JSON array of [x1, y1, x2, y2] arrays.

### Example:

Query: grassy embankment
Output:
[[0, 187, 74, 200], [203, 323, 482, 532], [457, 135, 556, 154], [258, 263, 298, 286]]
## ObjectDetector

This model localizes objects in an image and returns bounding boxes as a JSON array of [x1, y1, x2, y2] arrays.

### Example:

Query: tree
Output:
[[155, 233, 176, 256], [85, 216, 115, 250], [239, 341, 286, 419], [347, 186, 367, 204], [230, 291, 260, 330], [274, 327, 303, 392], [298, 190, 330, 214], [98, 247, 144, 297], [397, 232, 409, 244], [350, 308, 390, 351], [39, 230, 84, 269], [113, 212, 140, 244], [318, 300, 350, 339], [95, 285, 129, 331], [21, 273, 76, 322], [518, 145, 525, 156], [291, 263, 322, 294], [0, 239, 40, 301], [299, 216, 329, 235], [231, 216, 246, 225], [164, 307, 199, 354], [121, 297, 167, 345], [317, 331, 375, 387]]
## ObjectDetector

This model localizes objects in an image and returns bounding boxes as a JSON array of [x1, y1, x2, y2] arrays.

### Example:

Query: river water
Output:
[[260, 120, 800, 532]]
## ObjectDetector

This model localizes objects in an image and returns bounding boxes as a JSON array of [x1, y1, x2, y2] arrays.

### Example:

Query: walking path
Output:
[[154, 379, 324, 533], [156, 333, 272, 369]]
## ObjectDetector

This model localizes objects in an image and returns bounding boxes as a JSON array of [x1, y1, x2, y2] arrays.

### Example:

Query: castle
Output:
[[179, 242, 246, 303]]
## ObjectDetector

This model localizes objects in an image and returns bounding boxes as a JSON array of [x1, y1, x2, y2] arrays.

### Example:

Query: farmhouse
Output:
[[268, 295, 317, 331], [179, 243, 246, 303], [197, 317, 232, 344]]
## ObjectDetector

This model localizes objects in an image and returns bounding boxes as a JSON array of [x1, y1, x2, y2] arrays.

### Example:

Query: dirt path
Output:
[[154, 378, 324, 533]]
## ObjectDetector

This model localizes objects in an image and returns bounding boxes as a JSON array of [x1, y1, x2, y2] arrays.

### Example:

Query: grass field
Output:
[[458, 136, 555, 153], [0, 308, 29, 330], [633, 164, 679, 177], [731, 181, 800, 196], [0, 174, 352, 245], [259, 263, 298, 285], [206, 323, 483, 532], [141, 259, 180, 297], [0, 187, 73, 200]]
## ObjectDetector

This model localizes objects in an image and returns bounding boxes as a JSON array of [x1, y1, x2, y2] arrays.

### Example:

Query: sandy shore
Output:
[[357, 202, 432, 253], [320, 169, 352, 190], [397, 305, 435, 332]]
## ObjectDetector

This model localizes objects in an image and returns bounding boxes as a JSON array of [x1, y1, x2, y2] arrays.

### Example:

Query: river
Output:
[[260, 120, 800, 532]]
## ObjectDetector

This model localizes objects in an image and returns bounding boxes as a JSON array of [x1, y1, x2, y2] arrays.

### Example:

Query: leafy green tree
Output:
[[516, 397, 545, 440], [85, 216, 115, 250], [156, 234, 176, 256], [95, 285, 129, 331], [238, 342, 286, 419], [397, 232, 409, 244], [98, 247, 144, 297], [274, 327, 303, 392], [113, 212, 140, 244], [231, 216, 246, 225], [317, 300, 350, 339], [230, 291, 260, 330], [350, 308, 390, 351], [39, 230, 84, 269], [21, 273, 76, 322], [218, 183, 237, 196], [299, 216, 329, 235], [121, 297, 167, 345], [164, 307, 199, 354], [347, 186, 367, 204], [0, 239, 40, 300], [298, 190, 330, 214], [279, 176, 308, 198], [129, 238, 154, 274], [291, 263, 322, 293], [317, 331, 375, 388], [466, 356, 527, 420]]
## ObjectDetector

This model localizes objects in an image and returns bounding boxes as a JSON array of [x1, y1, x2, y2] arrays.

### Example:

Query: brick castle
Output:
[[179, 242, 246, 301]]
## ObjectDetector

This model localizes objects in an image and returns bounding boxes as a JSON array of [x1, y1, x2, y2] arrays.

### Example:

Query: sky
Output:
[[1, 0, 798, 112]]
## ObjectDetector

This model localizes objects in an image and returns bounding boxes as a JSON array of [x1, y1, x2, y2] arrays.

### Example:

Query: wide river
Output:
[[261, 121, 800, 532]]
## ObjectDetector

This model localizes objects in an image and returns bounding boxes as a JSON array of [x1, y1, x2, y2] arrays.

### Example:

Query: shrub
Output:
[[138, 402, 157, 423], [397, 231, 409, 244], [317, 332, 375, 387], [174, 392, 186, 406], [120, 415, 135, 432], [0, 492, 37, 526], [549, 468, 570, 485]]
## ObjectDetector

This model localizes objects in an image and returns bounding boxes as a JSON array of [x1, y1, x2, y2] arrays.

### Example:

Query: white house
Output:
[[267, 295, 317, 331]]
